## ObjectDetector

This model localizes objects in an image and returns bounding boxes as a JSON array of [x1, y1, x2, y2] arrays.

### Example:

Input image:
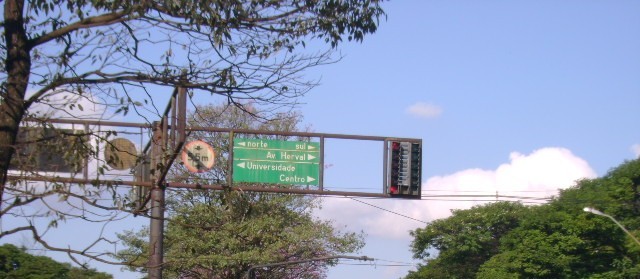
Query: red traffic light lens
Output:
[[392, 142, 400, 150], [390, 185, 398, 194]]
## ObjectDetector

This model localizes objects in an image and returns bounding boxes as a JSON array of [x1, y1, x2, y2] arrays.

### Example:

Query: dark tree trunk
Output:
[[1, 0, 31, 209]]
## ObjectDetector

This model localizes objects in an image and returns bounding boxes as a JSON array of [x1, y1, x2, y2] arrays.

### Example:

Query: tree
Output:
[[116, 104, 364, 278], [407, 202, 529, 279], [1, 0, 385, 269], [0, 243, 112, 279], [476, 160, 640, 279], [407, 159, 640, 279], [475, 206, 617, 279]]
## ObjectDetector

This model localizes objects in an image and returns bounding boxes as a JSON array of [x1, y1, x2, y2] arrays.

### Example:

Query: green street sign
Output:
[[233, 139, 320, 185]]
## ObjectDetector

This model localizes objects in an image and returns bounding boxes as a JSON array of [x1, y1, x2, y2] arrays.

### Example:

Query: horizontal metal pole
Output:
[[7, 175, 391, 198], [23, 118, 152, 128], [166, 182, 392, 198], [22, 118, 421, 143], [7, 175, 154, 187], [187, 127, 421, 143]]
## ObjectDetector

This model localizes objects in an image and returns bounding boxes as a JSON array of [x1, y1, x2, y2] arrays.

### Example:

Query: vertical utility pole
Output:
[[148, 122, 165, 279], [146, 87, 186, 279]]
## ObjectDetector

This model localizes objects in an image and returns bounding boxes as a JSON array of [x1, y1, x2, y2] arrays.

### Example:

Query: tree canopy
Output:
[[0, 244, 112, 279], [408, 202, 529, 279], [408, 159, 640, 279], [116, 104, 363, 279]]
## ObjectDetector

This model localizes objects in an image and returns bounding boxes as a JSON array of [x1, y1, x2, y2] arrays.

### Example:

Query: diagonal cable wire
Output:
[[348, 197, 428, 224]]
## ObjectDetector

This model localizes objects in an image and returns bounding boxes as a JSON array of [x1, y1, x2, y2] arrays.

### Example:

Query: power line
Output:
[[335, 258, 419, 268], [348, 197, 428, 224], [337, 262, 416, 267], [320, 191, 553, 225]]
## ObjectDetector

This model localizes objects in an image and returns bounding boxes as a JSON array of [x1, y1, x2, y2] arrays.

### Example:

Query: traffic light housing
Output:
[[387, 141, 421, 198]]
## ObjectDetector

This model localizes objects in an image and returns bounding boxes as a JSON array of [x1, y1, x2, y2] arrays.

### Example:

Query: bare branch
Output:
[[29, 11, 134, 48], [27, 224, 136, 266], [0, 225, 33, 238]]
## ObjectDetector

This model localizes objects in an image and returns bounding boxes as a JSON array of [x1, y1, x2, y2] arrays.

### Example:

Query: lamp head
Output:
[[584, 207, 605, 216]]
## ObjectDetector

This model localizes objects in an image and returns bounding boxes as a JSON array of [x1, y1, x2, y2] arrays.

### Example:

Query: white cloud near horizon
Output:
[[405, 102, 442, 119], [632, 144, 640, 158], [317, 147, 597, 240]]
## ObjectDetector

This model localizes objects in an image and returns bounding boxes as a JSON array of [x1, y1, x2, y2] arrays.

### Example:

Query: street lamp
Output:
[[583, 207, 640, 247]]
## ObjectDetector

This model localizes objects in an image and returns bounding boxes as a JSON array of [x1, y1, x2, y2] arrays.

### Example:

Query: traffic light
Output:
[[389, 141, 401, 194], [387, 141, 421, 198], [410, 142, 421, 194]]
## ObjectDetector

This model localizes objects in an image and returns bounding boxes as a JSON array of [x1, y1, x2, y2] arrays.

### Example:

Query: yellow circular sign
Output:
[[104, 138, 137, 170]]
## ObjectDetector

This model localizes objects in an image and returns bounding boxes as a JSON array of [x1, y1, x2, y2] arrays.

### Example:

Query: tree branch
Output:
[[0, 225, 32, 238], [29, 11, 133, 48], [26, 224, 137, 266]]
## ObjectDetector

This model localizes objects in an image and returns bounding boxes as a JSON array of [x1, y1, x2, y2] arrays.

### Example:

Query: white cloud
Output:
[[317, 147, 596, 239], [405, 102, 442, 119], [632, 144, 640, 158]]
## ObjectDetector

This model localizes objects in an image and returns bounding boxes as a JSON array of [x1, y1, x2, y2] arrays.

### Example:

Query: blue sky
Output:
[[297, 1, 640, 278], [3, 1, 639, 279]]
